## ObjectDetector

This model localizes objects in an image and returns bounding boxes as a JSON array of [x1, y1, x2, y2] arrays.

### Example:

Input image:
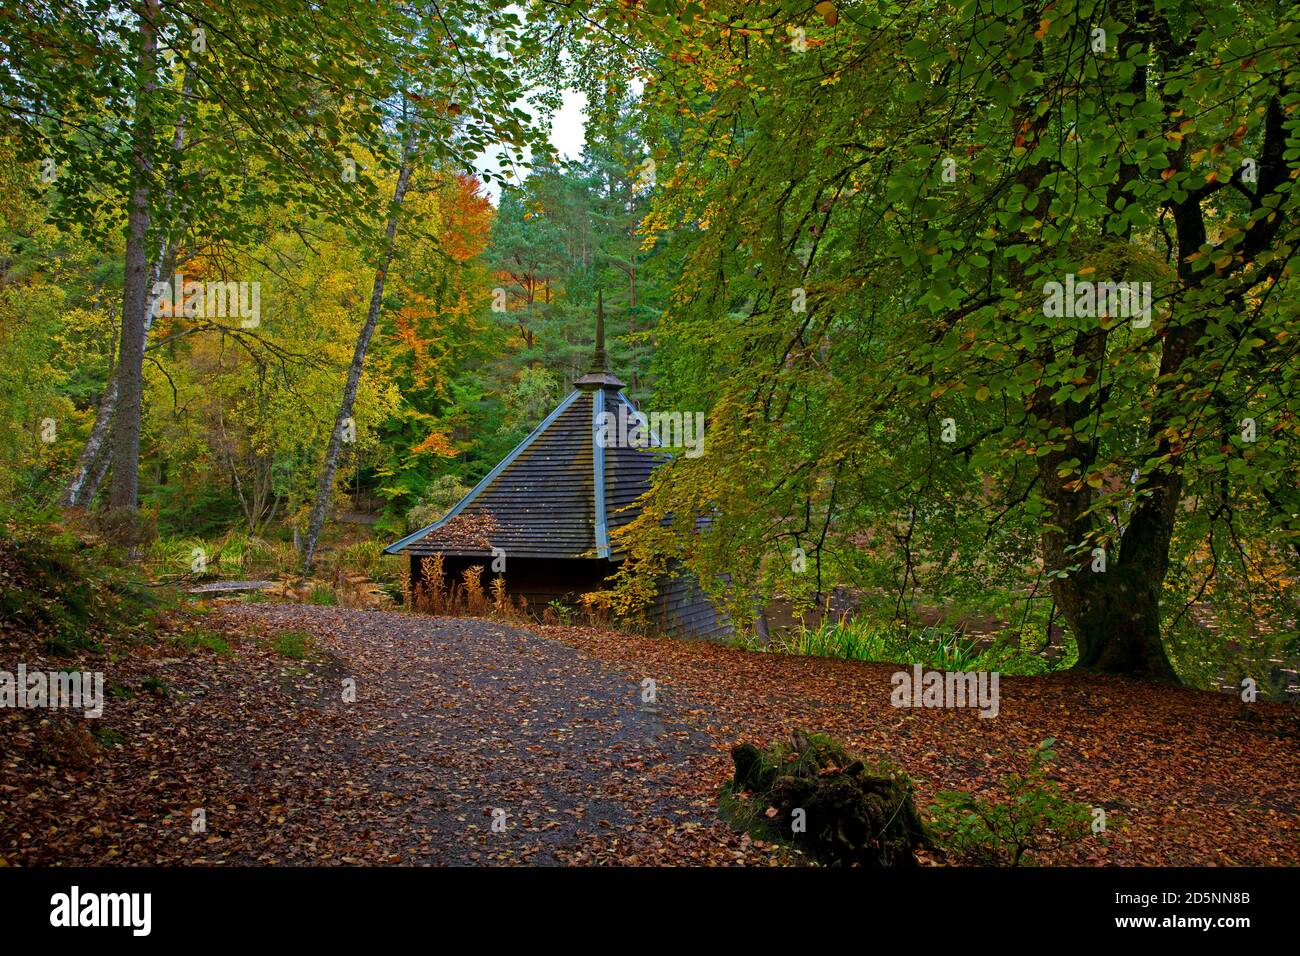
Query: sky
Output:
[[550, 88, 589, 163], [477, 87, 589, 204]]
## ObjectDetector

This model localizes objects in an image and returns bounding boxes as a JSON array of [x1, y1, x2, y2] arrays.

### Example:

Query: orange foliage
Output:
[[412, 429, 458, 457], [441, 174, 493, 262]]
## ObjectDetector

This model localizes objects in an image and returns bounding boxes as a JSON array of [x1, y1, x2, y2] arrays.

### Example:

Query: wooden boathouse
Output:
[[385, 296, 730, 639]]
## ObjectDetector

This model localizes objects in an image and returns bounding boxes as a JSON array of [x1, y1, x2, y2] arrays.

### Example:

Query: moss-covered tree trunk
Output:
[[1051, 566, 1178, 680]]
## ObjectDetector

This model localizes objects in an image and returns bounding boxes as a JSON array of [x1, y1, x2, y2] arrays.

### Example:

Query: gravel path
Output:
[[212, 604, 729, 865]]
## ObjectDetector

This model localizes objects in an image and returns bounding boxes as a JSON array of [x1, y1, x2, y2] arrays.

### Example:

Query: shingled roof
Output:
[[385, 294, 664, 561]]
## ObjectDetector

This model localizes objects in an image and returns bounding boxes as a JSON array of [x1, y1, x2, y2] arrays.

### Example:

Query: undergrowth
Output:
[[0, 506, 181, 655], [742, 615, 1072, 676]]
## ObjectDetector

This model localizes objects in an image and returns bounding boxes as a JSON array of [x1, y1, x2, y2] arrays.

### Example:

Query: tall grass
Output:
[[751, 615, 1065, 675], [406, 555, 541, 624], [326, 539, 386, 581], [146, 533, 397, 584], [144, 532, 296, 580]]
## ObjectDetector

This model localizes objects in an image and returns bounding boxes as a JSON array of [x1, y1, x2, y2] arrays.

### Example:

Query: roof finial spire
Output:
[[573, 289, 625, 390], [591, 289, 608, 373]]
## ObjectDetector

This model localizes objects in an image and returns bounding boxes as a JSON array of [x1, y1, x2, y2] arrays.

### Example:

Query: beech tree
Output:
[[578, 0, 1300, 679]]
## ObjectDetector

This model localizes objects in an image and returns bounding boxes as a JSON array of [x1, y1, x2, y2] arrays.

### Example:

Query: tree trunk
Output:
[[61, 375, 119, 508], [68, 44, 192, 510], [61, 243, 173, 508], [300, 134, 416, 576], [1051, 567, 1177, 679], [1034, 326, 1180, 683], [87, 439, 113, 502], [1026, 6, 1175, 682], [105, 0, 160, 515]]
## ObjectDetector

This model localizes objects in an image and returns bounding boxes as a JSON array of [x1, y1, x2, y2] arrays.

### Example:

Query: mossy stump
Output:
[[725, 730, 928, 867]]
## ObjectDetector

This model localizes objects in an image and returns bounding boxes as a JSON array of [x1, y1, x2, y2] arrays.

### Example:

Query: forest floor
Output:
[[2, 602, 1297, 866]]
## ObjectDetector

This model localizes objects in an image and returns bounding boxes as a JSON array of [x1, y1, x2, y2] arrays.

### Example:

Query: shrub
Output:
[[720, 730, 929, 867], [462, 565, 486, 613], [270, 629, 315, 660], [927, 738, 1095, 865], [411, 553, 447, 612], [405, 475, 470, 532], [544, 598, 574, 625], [173, 627, 232, 656], [91, 505, 158, 551], [307, 584, 336, 605]]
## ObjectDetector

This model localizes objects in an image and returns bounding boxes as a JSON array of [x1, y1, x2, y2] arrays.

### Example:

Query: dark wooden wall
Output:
[[410, 554, 733, 641], [411, 554, 618, 613], [650, 570, 734, 641]]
